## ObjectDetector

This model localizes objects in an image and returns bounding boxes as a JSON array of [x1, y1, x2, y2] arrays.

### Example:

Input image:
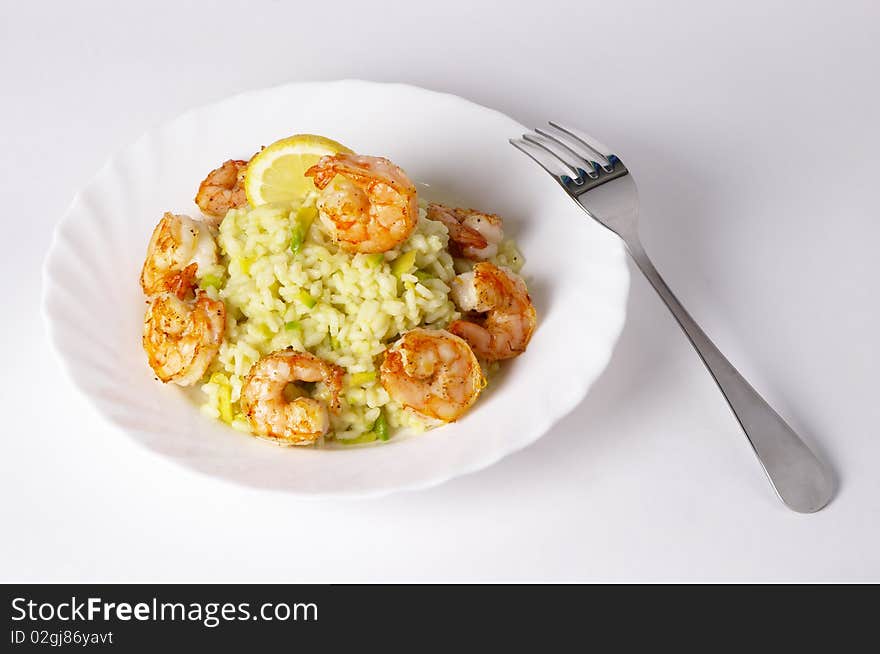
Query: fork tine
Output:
[[522, 132, 597, 179], [509, 137, 581, 182], [537, 125, 611, 169], [547, 121, 616, 168]]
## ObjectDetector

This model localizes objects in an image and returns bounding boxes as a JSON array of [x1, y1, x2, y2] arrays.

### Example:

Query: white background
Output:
[[2, 0, 878, 582]]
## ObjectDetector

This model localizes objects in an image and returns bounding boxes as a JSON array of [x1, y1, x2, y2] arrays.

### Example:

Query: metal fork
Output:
[[511, 122, 833, 513]]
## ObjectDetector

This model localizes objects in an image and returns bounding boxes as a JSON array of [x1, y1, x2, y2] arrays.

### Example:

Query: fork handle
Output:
[[624, 237, 833, 512]]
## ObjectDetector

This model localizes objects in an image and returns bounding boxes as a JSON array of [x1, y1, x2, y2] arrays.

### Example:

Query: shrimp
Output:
[[240, 350, 345, 445], [305, 153, 419, 253], [194, 159, 248, 219], [427, 202, 504, 260], [143, 291, 226, 386], [449, 262, 537, 361], [380, 328, 484, 422], [140, 212, 218, 298]]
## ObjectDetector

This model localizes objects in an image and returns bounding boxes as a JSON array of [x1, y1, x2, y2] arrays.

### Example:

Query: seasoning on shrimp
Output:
[[240, 350, 345, 445], [427, 203, 504, 260], [305, 153, 419, 253], [138, 133, 533, 444], [195, 159, 248, 220], [143, 291, 226, 386], [449, 262, 537, 361], [140, 212, 218, 298], [380, 328, 484, 422]]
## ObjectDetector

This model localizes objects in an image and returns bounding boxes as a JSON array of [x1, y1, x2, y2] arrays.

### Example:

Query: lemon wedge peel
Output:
[[244, 134, 353, 207]]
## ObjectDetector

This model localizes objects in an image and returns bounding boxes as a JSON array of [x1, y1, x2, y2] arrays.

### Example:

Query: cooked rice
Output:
[[199, 197, 522, 444]]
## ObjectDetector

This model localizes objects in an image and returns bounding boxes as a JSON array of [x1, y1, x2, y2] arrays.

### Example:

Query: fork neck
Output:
[[618, 231, 674, 302], [610, 221, 644, 259], [621, 233, 665, 294], [621, 231, 646, 262]]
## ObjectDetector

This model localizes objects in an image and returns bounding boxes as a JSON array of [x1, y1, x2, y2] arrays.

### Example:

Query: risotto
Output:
[[197, 197, 522, 443], [140, 134, 533, 447]]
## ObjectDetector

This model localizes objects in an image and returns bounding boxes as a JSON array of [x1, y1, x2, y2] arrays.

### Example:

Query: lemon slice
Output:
[[244, 134, 353, 206]]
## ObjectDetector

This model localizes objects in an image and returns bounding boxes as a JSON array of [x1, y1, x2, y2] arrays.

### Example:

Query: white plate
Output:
[[42, 80, 629, 497]]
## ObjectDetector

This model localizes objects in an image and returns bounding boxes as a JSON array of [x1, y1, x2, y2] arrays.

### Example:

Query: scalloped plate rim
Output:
[[41, 79, 630, 498]]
